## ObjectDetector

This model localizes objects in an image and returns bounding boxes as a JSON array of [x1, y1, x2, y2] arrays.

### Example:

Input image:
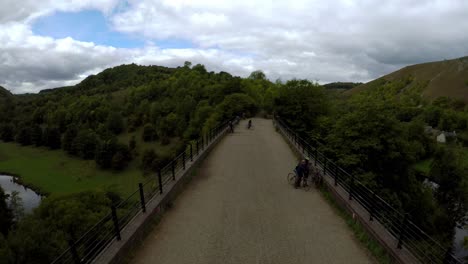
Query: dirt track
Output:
[[131, 118, 373, 264]]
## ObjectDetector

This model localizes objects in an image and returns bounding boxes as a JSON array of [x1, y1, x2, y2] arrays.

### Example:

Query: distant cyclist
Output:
[[247, 119, 252, 129]]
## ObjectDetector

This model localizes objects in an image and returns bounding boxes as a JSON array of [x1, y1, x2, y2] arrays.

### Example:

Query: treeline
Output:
[[0, 63, 270, 173], [275, 77, 468, 247], [323, 82, 363, 90]]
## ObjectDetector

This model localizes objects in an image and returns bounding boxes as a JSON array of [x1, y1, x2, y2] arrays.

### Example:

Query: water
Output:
[[454, 225, 468, 260], [0, 175, 42, 213]]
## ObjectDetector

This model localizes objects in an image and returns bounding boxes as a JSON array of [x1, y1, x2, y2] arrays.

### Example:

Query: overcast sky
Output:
[[1, 0, 468, 93]]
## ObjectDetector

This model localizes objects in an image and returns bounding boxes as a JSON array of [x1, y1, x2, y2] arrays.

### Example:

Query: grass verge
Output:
[[319, 185, 394, 264]]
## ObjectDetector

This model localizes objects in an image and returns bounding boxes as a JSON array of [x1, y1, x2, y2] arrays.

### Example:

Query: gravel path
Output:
[[131, 118, 374, 264]]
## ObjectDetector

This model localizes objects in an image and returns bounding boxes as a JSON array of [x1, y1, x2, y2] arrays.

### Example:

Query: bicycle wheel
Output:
[[287, 173, 296, 185]]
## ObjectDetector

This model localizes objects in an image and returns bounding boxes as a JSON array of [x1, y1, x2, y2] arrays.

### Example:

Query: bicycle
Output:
[[312, 169, 323, 188], [287, 171, 312, 191]]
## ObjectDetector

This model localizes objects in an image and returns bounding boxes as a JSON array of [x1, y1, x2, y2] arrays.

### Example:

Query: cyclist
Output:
[[247, 119, 252, 129], [294, 159, 307, 189]]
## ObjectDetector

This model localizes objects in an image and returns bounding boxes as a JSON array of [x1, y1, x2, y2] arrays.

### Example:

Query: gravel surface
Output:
[[131, 118, 374, 264]]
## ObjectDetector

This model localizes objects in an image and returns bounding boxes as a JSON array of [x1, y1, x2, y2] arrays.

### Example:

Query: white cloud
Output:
[[1, 0, 468, 93]]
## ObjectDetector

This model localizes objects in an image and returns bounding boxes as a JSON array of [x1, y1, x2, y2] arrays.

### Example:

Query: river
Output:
[[454, 225, 468, 260], [0, 174, 42, 213]]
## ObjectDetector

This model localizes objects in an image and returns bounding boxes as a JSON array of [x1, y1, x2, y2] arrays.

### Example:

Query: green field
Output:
[[0, 142, 146, 196]]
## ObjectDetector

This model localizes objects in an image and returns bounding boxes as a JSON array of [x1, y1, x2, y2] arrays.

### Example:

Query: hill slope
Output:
[[348, 56, 468, 102], [0, 86, 12, 98]]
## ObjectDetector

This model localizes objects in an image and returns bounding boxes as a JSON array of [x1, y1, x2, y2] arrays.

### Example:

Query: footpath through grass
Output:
[[0, 142, 145, 196]]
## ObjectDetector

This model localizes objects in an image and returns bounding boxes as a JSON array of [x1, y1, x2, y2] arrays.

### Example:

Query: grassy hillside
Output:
[[348, 56, 468, 102]]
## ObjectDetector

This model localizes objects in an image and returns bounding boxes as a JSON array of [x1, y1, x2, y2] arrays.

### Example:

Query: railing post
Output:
[[172, 161, 175, 180], [190, 143, 193, 161], [138, 183, 146, 213], [370, 191, 377, 221], [111, 206, 121, 241], [196, 140, 199, 155], [182, 151, 186, 170], [349, 174, 355, 200], [397, 213, 408, 249], [158, 170, 163, 194], [68, 239, 81, 264], [201, 136, 204, 150]]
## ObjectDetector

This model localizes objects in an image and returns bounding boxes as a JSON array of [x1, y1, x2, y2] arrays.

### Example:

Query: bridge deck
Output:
[[131, 118, 374, 264]]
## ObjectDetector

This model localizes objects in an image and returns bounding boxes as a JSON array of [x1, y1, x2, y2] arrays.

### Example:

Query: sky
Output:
[[1, 0, 468, 93]]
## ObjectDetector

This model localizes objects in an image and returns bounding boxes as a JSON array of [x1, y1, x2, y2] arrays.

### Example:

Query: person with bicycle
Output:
[[247, 119, 252, 129], [294, 159, 307, 189]]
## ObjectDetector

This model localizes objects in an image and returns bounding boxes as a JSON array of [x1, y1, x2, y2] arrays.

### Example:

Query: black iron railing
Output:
[[52, 118, 239, 264], [275, 117, 463, 264]]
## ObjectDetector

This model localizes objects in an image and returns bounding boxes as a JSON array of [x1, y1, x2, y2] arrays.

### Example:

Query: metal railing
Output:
[[52, 118, 239, 264], [275, 117, 463, 264]]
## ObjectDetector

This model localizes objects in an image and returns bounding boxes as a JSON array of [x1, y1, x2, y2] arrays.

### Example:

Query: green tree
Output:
[[129, 136, 136, 150], [7, 191, 112, 264], [141, 149, 157, 173], [8, 191, 24, 221], [0, 187, 13, 236], [16, 127, 31, 146], [430, 147, 468, 236], [0, 233, 13, 264], [111, 152, 126, 170], [30, 125, 43, 146], [142, 123, 157, 142], [42, 126, 61, 149], [275, 79, 329, 135], [0, 124, 14, 142], [62, 125, 78, 154], [248, 70, 267, 80], [112, 143, 131, 170], [72, 129, 99, 160], [106, 112, 124, 134], [95, 138, 117, 169]]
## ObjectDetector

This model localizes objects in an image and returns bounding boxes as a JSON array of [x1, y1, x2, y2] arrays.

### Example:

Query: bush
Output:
[[106, 112, 124, 134], [142, 149, 157, 173], [142, 123, 157, 142]]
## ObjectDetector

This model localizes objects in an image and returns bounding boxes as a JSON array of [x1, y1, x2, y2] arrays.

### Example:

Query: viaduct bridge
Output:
[[53, 118, 463, 264]]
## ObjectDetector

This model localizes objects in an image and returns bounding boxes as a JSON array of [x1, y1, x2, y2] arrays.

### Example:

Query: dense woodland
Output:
[[275, 76, 468, 257], [0, 63, 467, 263]]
